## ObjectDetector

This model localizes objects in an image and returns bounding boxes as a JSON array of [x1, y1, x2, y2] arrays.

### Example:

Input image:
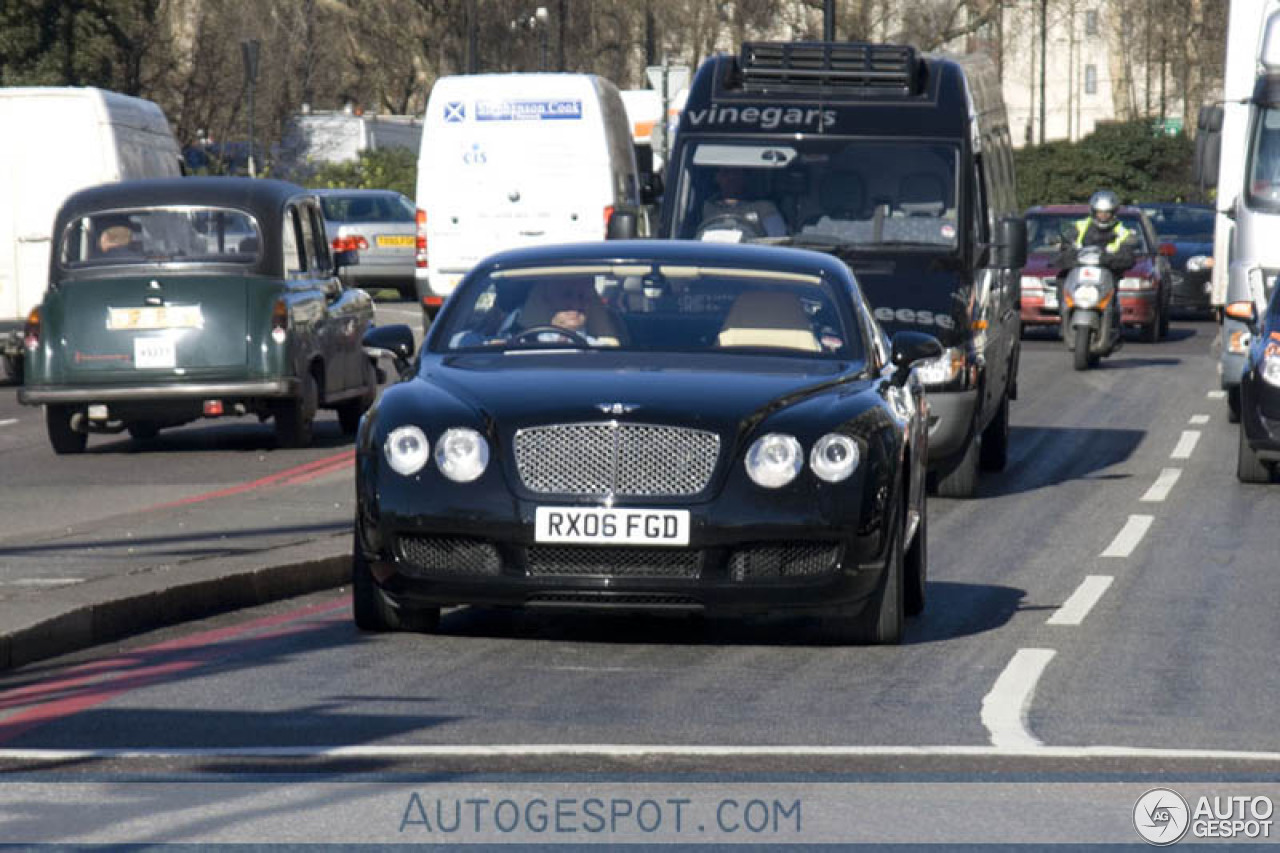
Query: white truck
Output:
[[1203, 0, 1280, 420], [414, 73, 645, 320], [0, 87, 182, 382], [277, 109, 423, 173]]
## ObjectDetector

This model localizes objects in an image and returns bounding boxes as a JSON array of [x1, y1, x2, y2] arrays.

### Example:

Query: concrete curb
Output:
[[0, 537, 350, 671]]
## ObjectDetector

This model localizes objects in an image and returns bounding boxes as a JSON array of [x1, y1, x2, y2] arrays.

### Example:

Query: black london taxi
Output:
[[19, 177, 377, 452]]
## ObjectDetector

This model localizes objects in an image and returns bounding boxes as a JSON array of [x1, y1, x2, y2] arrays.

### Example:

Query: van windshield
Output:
[[670, 140, 960, 251], [1247, 107, 1280, 212], [59, 207, 261, 269]]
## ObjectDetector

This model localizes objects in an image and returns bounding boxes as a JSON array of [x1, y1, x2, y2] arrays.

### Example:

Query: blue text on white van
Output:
[[471, 100, 584, 122]]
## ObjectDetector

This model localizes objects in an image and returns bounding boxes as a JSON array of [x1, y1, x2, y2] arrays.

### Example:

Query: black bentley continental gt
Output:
[[355, 241, 941, 644]]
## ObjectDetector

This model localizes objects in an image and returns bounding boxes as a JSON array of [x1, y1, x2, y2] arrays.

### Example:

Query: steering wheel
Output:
[[696, 212, 767, 241], [512, 325, 593, 347]]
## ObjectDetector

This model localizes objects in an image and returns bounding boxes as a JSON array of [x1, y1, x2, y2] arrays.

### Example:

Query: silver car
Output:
[[315, 189, 416, 300]]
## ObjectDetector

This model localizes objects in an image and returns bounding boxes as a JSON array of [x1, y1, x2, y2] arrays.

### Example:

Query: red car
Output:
[[1020, 205, 1174, 341]]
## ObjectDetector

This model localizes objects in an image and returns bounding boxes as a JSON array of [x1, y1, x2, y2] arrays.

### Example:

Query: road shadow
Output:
[[86, 419, 355, 455], [427, 580, 1025, 648], [976, 425, 1145, 498], [1091, 356, 1183, 370]]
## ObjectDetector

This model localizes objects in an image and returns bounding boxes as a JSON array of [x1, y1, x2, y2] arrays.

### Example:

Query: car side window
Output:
[[283, 206, 306, 277], [306, 202, 332, 274]]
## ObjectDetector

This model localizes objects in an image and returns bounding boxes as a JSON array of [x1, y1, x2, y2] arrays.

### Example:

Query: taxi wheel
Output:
[[275, 371, 317, 448], [337, 361, 376, 436], [46, 405, 87, 454]]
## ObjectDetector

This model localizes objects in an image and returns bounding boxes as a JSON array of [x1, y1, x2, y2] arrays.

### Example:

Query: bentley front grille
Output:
[[398, 535, 502, 578], [525, 546, 703, 579], [728, 543, 841, 580], [514, 423, 720, 497]]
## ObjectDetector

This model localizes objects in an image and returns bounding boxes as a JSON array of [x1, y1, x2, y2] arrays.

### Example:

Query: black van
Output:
[[659, 42, 1026, 498]]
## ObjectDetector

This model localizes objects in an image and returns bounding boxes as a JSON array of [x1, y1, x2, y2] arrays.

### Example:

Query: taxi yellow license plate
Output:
[[534, 507, 690, 546], [108, 305, 203, 331], [376, 235, 414, 248]]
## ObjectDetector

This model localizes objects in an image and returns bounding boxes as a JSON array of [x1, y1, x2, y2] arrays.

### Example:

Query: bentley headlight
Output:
[[914, 346, 965, 387], [434, 427, 490, 482], [385, 425, 430, 477], [1186, 255, 1212, 273], [810, 433, 860, 483], [745, 433, 803, 488], [1074, 284, 1101, 308]]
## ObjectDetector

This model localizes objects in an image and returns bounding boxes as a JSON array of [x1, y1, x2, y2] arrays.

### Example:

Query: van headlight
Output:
[[1186, 255, 1212, 272], [745, 433, 803, 488], [434, 427, 490, 482], [385, 425, 430, 476], [914, 346, 965, 387], [1264, 344, 1280, 387], [810, 434, 860, 483]]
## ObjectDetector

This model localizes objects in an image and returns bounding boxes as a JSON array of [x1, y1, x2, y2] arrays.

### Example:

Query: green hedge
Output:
[[306, 148, 417, 198], [1014, 120, 1197, 210]]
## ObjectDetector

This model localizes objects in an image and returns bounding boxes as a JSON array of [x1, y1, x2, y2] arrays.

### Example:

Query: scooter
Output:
[[1060, 245, 1122, 371]]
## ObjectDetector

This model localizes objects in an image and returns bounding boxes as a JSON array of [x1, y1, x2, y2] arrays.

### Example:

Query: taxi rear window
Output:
[[59, 206, 262, 269]]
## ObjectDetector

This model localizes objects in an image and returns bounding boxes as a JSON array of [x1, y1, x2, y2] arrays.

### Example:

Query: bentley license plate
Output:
[[534, 507, 690, 546]]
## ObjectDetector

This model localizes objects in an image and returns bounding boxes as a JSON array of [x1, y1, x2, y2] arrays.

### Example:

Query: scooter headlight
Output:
[[1073, 284, 1101, 308], [385, 425, 430, 477], [745, 433, 803, 488], [434, 427, 490, 483]]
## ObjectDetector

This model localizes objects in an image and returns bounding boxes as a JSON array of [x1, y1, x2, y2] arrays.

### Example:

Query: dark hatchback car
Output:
[[354, 240, 941, 644], [1020, 205, 1174, 341], [1234, 290, 1280, 482], [1139, 202, 1215, 317], [19, 178, 377, 452]]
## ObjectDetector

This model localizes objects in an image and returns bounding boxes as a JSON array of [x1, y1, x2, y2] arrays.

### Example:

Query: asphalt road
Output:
[[2, 316, 1278, 843]]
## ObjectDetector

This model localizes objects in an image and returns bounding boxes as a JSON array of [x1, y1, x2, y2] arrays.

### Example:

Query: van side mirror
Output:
[[1225, 300, 1259, 331], [607, 209, 638, 240], [993, 217, 1027, 269], [889, 331, 943, 387]]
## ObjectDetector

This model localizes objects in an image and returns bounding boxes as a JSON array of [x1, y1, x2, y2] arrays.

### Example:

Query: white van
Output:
[[0, 87, 182, 381], [415, 73, 643, 318]]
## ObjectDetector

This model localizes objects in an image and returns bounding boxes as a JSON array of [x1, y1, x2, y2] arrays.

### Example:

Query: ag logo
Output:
[[1134, 788, 1190, 846]]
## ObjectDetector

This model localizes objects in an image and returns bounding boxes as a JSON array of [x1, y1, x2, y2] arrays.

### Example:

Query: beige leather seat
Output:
[[519, 280, 623, 346], [717, 290, 820, 352]]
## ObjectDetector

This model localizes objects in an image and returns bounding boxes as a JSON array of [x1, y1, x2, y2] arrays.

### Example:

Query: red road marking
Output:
[[145, 450, 355, 511], [0, 598, 348, 743]]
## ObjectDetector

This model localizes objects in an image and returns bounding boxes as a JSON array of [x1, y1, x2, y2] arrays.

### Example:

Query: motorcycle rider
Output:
[[1058, 189, 1136, 340]]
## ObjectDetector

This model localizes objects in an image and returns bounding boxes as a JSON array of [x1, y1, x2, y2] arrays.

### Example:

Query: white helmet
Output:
[[1089, 190, 1120, 228]]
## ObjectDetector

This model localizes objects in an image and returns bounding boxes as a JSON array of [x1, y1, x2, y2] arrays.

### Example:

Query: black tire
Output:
[[1228, 385, 1242, 424], [46, 405, 87, 454], [904, 500, 927, 617], [275, 369, 318, 448], [352, 533, 441, 632], [1237, 424, 1273, 484], [1158, 300, 1171, 338], [934, 434, 980, 498], [337, 360, 377, 436], [127, 422, 160, 441], [823, 503, 905, 645], [1142, 309, 1160, 343], [1073, 325, 1092, 371], [979, 395, 1009, 472]]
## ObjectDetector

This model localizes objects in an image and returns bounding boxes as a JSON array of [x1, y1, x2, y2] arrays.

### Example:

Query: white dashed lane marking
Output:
[[1208, 390, 1227, 399], [1141, 468, 1182, 503], [0, 419, 16, 428], [1047, 576, 1114, 626], [1171, 430, 1201, 460], [1102, 515, 1154, 558], [1189, 414, 1210, 425], [981, 649, 1056, 749]]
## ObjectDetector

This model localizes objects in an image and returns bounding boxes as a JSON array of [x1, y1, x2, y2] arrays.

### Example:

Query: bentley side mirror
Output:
[[363, 323, 416, 380], [890, 331, 943, 387], [606, 209, 638, 240]]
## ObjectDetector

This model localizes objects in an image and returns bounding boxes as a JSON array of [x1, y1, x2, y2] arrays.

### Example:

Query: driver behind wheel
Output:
[[699, 167, 788, 239], [514, 280, 622, 346]]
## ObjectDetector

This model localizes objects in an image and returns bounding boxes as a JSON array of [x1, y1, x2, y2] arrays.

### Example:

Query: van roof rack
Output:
[[738, 42, 921, 96]]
